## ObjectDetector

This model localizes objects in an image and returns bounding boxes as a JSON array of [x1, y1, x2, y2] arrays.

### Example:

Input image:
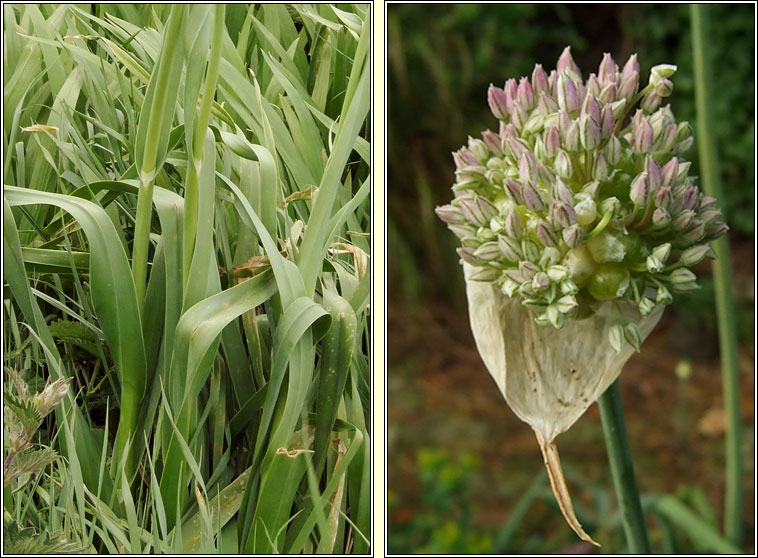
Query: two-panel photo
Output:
[[0, 2, 754, 556]]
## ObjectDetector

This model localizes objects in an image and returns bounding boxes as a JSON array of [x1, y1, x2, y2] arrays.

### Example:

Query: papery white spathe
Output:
[[464, 263, 663, 545]]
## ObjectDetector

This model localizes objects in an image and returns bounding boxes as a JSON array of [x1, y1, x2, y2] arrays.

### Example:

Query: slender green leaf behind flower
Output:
[[436, 47, 728, 545]]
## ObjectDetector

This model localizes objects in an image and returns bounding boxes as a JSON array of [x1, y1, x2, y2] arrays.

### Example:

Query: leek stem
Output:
[[598, 380, 650, 553]]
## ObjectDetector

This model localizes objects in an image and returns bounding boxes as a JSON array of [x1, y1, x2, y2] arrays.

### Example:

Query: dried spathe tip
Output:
[[535, 429, 601, 547]]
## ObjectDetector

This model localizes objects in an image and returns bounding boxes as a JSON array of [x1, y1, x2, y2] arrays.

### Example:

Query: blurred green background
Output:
[[387, 3, 755, 554]]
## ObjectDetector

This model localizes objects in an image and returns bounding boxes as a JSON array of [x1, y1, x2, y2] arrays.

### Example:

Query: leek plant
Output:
[[437, 46, 729, 547], [3, 4, 370, 554]]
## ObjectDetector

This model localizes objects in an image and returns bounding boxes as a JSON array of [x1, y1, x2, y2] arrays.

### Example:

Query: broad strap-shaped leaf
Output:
[[5, 185, 147, 479]]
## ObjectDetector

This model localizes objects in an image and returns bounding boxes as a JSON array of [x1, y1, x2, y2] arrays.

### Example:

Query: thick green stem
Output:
[[132, 177, 154, 313], [132, 5, 185, 310], [598, 380, 650, 553], [183, 5, 225, 282], [691, 4, 743, 546]]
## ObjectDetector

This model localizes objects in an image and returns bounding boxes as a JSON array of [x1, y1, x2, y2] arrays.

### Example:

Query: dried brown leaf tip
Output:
[[21, 124, 57, 133]]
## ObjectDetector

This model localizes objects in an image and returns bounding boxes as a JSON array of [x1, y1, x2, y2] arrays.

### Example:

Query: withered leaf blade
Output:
[[21, 124, 58, 133]]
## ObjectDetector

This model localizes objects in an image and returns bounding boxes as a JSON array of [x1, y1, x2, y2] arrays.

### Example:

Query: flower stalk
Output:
[[598, 380, 651, 553]]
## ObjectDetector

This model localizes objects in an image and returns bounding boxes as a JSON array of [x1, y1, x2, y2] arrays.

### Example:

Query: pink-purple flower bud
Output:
[[654, 186, 672, 209], [522, 180, 546, 212], [610, 98, 627, 120], [556, 73, 581, 113], [519, 260, 540, 279], [503, 178, 525, 205], [557, 110, 572, 137], [537, 92, 559, 116], [509, 101, 527, 130], [705, 221, 729, 238], [457, 247, 481, 266], [598, 52, 618, 87], [504, 208, 523, 238], [545, 126, 561, 158], [598, 82, 617, 104], [593, 153, 609, 182], [498, 235, 522, 262], [518, 77, 535, 109], [618, 73, 638, 102], [604, 135, 622, 165], [555, 150, 573, 179], [654, 77, 673, 97], [698, 208, 722, 225], [550, 200, 577, 228], [645, 156, 662, 192], [652, 207, 671, 227], [656, 123, 677, 152], [519, 152, 536, 184], [553, 178, 574, 205], [680, 221, 705, 244], [580, 94, 601, 123], [600, 105, 614, 139], [641, 91, 662, 113], [698, 196, 718, 210], [532, 63, 550, 95], [504, 78, 518, 102], [532, 271, 550, 291], [672, 209, 695, 231], [488, 85, 510, 120], [474, 241, 501, 261], [562, 224, 584, 248], [634, 119, 654, 152], [556, 46, 581, 78], [481, 130, 503, 157], [586, 73, 601, 97], [621, 53, 639, 83], [565, 120, 580, 151], [455, 147, 481, 167], [536, 220, 559, 247], [435, 204, 466, 225], [579, 115, 601, 150], [679, 244, 712, 266], [629, 172, 650, 206]]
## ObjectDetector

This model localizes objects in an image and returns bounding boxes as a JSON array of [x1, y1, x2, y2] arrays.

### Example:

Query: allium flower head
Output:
[[436, 46, 728, 546], [436, 46, 727, 349]]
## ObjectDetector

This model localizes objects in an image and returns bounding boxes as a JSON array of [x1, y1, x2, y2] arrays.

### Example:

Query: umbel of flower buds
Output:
[[436, 46, 728, 546]]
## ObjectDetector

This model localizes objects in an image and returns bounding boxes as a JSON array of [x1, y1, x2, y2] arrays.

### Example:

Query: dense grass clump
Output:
[[3, 4, 370, 554]]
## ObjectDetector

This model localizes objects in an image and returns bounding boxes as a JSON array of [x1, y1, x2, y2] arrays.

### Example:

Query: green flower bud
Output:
[[679, 244, 713, 266], [623, 322, 642, 351], [563, 245, 596, 286], [545, 304, 565, 328], [501, 277, 520, 297], [540, 247, 562, 267], [651, 63, 678, 79], [638, 297, 656, 317], [587, 231, 626, 263], [656, 285, 673, 305], [555, 294, 578, 313], [574, 198, 598, 226], [588, 263, 630, 301], [608, 322, 625, 353], [670, 268, 698, 291], [547, 264, 570, 282]]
